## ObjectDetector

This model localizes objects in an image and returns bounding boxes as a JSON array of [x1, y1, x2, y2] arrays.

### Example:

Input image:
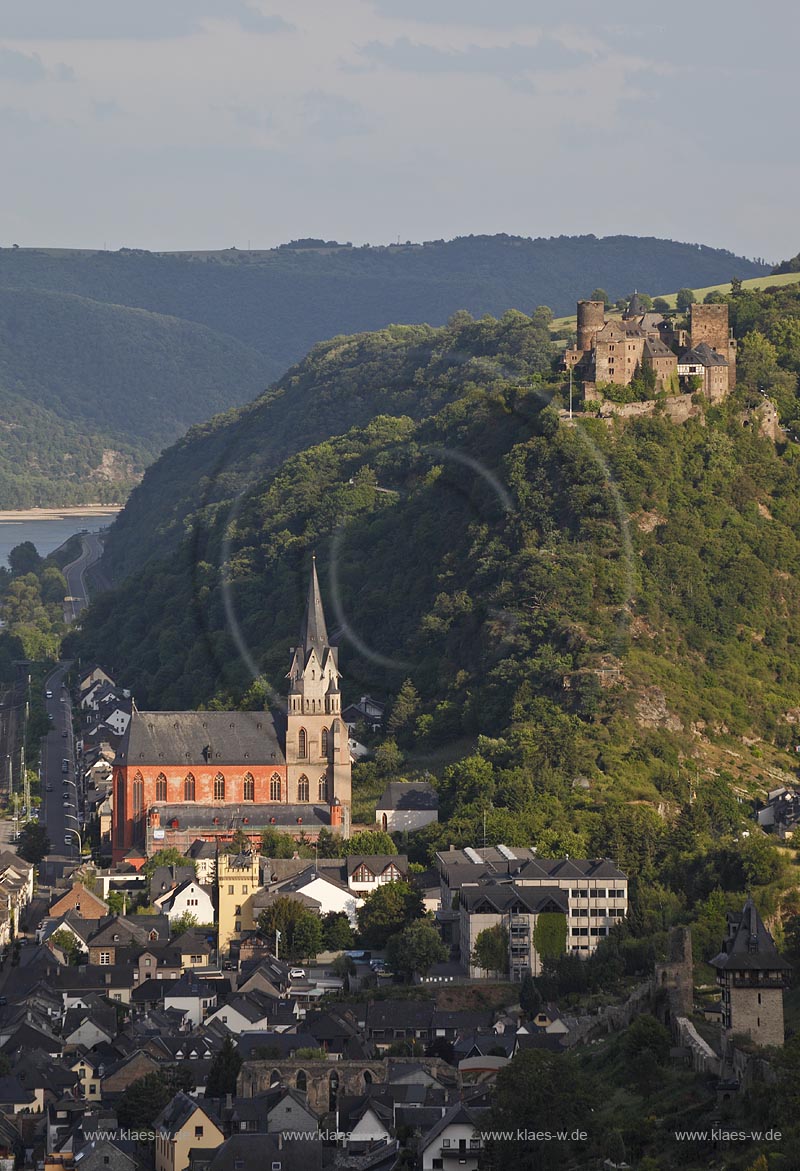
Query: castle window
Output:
[[184, 773, 195, 801], [298, 775, 309, 802], [298, 728, 307, 758], [270, 773, 282, 801], [318, 775, 329, 802], [243, 773, 255, 802], [214, 773, 225, 800], [321, 727, 329, 756], [155, 773, 167, 802], [133, 772, 143, 815]]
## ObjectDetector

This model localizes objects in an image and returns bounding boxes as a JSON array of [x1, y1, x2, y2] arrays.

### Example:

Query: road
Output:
[[38, 662, 81, 882], [63, 531, 105, 623]]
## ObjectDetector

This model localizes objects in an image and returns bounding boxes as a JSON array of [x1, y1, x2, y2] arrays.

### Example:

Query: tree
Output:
[[388, 678, 420, 739], [519, 972, 542, 1017], [590, 288, 610, 308], [257, 897, 322, 961], [143, 848, 195, 878], [471, 925, 509, 975], [50, 929, 85, 964], [8, 541, 42, 577], [345, 829, 397, 856], [386, 920, 447, 977], [17, 822, 50, 864], [532, 913, 567, 961], [170, 912, 199, 937], [676, 287, 696, 311], [484, 1049, 594, 1170], [260, 827, 301, 858], [116, 1072, 174, 1129], [356, 881, 424, 948], [653, 297, 670, 313], [623, 1014, 670, 1065], [205, 1036, 242, 1098], [322, 911, 354, 951]]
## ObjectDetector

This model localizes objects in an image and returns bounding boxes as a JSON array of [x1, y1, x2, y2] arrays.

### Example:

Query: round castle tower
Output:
[[577, 300, 606, 352]]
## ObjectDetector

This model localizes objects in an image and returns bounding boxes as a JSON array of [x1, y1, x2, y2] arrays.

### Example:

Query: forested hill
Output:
[[71, 291, 800, 831], [0, 288, 271, 507], [3, 235, 766, 369], [0, 235, 766, 506]]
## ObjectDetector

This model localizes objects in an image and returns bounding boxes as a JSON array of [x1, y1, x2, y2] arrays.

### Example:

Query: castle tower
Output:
[[217, 851, 260, 954], [711, 898, 791, 1049], [690, 303, 737, 387], [576, 300, 606, 353], [285, 557, 351, 833]]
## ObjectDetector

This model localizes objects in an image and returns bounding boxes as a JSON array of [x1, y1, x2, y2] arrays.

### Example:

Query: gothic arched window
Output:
[[243, 772, 255, 802], [270, 773, 282, 801], [298, 775, 309, 802], [155, 773, 167, 802], [184, 773, 195, 801], [321, 727, 329, 756], [318, 775, 329, 802], [214, 773, 225, 800], [133, 772, 144, 814], [296, 1070, 307, 1092], [298, 728, 307, 758]]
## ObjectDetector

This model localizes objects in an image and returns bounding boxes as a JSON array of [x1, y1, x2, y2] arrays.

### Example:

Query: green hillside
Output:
[[0, 287, 273, 506], [0, 234, 767, 507], [1, 234, 766, 368]]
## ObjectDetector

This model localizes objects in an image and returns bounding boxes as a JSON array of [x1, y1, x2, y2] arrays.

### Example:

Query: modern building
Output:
[[459, 883, 570, 979], [437, 846, 627, 958], [111, 559, 351, 862]]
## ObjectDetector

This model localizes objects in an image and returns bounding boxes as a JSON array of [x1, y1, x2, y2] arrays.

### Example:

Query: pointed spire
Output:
[[299, 553, 330, 658]]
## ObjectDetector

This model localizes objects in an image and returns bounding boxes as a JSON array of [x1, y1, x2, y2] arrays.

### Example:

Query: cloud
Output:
[[0, 46, 47, 82], [357, 36, 590, 80], [0, 1, 293, 39], [300, 91, 373, 139]]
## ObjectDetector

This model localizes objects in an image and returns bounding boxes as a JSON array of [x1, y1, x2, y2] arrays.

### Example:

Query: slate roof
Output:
[[150, 865, 196, 899], [459, 883, 569, 915], [642, 337, 676, 359], [680, 341, 729, 366], [204, 1134, 319, 1171], [347, 855, 408, 878], [710, 898, 792, 973], [151, 803, 331, 828], [367, 1000, 435, 1031], [420, 1102, 490, 1152], [117, 710, 286, 767], [377, 781, 439, 811]]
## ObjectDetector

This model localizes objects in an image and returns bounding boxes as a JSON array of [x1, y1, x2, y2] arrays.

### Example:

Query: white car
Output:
[[289, 967, 306, 980], [45, 690, 53, 699]]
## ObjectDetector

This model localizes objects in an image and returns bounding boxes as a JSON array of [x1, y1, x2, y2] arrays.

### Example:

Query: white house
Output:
[[375, 781, 439, 832], [163, 977, 219, 1028], [346, 855, 408, 896], [205, 991, 300, 1034], [154, 879, 214, 924], [419, 1103, 488, 1171], [269, 866, 363, 926]]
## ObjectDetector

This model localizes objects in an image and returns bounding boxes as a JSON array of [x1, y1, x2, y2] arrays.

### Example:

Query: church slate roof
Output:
[[116, 711, 286, 767], [154, 803, 331, 827], [299, 555, 331, 660]]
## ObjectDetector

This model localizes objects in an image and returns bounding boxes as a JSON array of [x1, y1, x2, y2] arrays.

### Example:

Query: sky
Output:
[[0, 0, 795, 259]]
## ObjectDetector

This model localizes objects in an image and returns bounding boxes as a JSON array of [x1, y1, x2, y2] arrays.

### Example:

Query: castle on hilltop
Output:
[[111, 558, 352, 864], [565, 295, 737, 403]]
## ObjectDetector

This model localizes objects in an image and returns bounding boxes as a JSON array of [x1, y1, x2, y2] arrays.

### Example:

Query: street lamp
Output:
[[64, 825, 82, 854]]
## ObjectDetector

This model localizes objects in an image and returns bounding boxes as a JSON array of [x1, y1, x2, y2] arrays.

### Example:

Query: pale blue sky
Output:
[[0, 0, 794, 258]]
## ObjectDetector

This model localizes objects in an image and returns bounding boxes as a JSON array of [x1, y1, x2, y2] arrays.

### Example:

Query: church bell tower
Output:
[[285, 556, 351, 833]]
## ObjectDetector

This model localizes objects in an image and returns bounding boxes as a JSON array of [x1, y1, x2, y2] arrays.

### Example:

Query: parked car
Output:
[[46, 784, 52, 792], [45, 690, 53, 699], [62, 730, 68, 738], [62, 759, 69, 773], [289, 967, 306, 980]]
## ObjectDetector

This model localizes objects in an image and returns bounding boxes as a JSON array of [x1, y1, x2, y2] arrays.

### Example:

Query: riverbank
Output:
[[0, 506, 120, 522]]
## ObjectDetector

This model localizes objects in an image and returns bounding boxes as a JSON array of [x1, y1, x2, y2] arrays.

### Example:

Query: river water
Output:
[[0, 512, 119, 568]]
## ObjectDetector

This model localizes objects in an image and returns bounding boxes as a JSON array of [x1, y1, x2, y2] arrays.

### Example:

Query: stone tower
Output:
[[711, 898, 791, 1049], [285, 557, 351, 833], [576, 300, 606, 353], [690, 303, 737, 386]]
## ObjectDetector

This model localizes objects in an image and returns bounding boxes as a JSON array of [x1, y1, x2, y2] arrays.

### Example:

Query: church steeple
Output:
[[300, 554, 330, 659]]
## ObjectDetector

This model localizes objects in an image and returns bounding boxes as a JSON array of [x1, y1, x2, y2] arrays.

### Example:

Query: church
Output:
[[111, 559, 352, 864]]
